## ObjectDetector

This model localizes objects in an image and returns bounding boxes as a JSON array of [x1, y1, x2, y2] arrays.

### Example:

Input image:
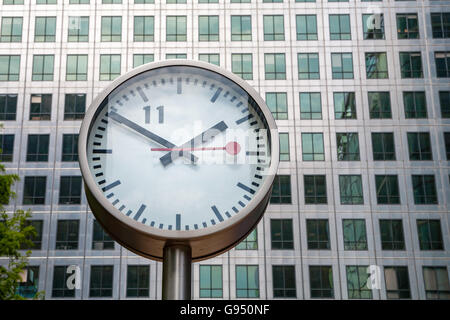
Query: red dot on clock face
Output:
[[225, 141, 241, 155]]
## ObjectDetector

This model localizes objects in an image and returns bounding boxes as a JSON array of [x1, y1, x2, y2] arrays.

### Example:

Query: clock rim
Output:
[[78, 60, 279, 261]]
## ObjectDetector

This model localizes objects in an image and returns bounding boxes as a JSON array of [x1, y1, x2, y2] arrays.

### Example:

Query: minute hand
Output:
[[159, 121, 228, 166], [108, 111, 197, 163]]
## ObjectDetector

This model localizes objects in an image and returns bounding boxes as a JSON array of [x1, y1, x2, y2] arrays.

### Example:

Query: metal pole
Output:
[[162, 244, 192, 300]]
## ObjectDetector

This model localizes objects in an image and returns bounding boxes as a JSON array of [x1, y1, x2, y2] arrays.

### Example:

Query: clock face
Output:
[[85, 64, 273, 232]]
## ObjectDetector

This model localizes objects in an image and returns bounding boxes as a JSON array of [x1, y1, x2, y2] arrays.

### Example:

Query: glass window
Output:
[[100, 54, 121, 81], [304, 175, 327, 204], [199, 265, 223, 298], [417, 219, 443, 250], [92, 220, 115, 250], [300, 92, 321, 120], [298, 53, 319, 79], [399, 52, 423, 78], [384, 266, 411, 299], [365, 52, 388, 79], [380, 219, 405, 250], [133, 54, 154, 68], [273, 266, 296, 298], [423, 267, 450, 300], [66, 55, 87, 81], [263, 15, 284, 41], [126, 265, 149, 298], [0, 55, 20, 81], [329, 14, 351, 40], [166, 16, 187, 41], [336, 133, 360, 161], [270, 175, 291, 204], [334, 92, 356, 119], [404, 91, 427, 118], [439, 91, 450, 118], [362, 13, 384, 39], [165, 54, 187, 60], [296, 15, 317, 40], [407, 132, 432, 161], [279, 133, 289, 161], [396, 13, 419, 39], [59, 176, 82, 205], [101, 16, 122, 42], [412, 175, 438, 205], [0, 134, 14, 162], [435, 52, 450, 78], [198, 16, 219, 41], [21, 220, 43, 250], [134, 16, 154, 42], [89, 265, 113, 298], [235, 229, 257, 250], [375, 175, 400, 205], [331, 53, 353, 79], [231, 16, 251, 41], [343, 219, 367, 250], [3, 0, 24, 3], [64, 94, 85, 120], [271, 219, 293, 250], [34, 17, 56, 42], [32, 55, 54, 81], [306, 219, 330, 249], [52, 266, 76, 298], [302, 133, 324, 161], [0, 94, 17, 120], [26, 134, 49, 161], [431, 13, 450, 39], [0, 17, 23, 42], [23, 176, 46, 205], [309, 266, 334, 299], [264, 53, 286, 80], [198, 54, 219, 66], [29, 94, 51, 120], [368, 92, 391, 119], [231, 53, 252, 80], [235, 265, 259, 298], [339, 175, 363, 205], [55, 219, 79, 250], [266, 92, 287, 120], [372, 132, 395, 161], [62, 134, 79, 162], [68, 17, 89, 42], [346, 266, 372, 299], [445, 132, 450, 160], [16, 266, 39, 299]]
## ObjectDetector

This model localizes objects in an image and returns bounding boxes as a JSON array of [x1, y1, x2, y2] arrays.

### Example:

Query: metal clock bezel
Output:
[[78, 60, 279, 261]]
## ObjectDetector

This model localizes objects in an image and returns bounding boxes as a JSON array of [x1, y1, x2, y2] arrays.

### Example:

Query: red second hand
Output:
[[151, 141, 241, 155]]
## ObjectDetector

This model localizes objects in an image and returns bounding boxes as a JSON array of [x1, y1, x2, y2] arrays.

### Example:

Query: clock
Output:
[[78, 60, 279, 261]]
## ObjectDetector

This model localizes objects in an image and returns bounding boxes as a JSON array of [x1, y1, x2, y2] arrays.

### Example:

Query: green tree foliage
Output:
[[0, 136, 40, 300]]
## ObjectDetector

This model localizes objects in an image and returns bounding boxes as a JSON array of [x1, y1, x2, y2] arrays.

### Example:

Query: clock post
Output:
[[162, 244, 192, 300]]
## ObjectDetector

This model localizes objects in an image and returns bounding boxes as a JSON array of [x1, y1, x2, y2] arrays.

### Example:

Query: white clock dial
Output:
[[86, 65, 271, 231]]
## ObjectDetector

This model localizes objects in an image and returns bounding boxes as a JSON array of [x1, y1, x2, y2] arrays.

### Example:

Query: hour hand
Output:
[[108, 110, 198, 163], [159, 121, 228, 166]]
